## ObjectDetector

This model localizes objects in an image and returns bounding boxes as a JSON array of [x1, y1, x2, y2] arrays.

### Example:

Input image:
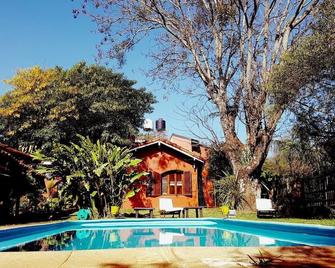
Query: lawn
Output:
[[203, 208, 335, 226], [124, 207, 335, 226]]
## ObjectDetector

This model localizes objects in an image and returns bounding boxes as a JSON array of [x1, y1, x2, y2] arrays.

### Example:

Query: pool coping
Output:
[[1, 246, 335, 268]]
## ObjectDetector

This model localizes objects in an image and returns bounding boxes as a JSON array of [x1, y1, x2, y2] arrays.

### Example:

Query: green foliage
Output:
[[259, 169, 281, 197], [33, 135, 148, 218], [261, 137, 335, 218], [264, 2, 335, 217], [209, 145, 247, 210], [269, 0, 335, 166], [207, 145, 232, 180], [0, 62, 156, 151], [214, 174, 246, 210], [269, 0, 334, 105], [264, 139, 317, 180], [0, 147, 45, 222]]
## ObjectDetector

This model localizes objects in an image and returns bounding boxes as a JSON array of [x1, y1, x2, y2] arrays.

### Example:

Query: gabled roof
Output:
[[130, 139, 205, 163], [0, 143, 33, 176], [0, 143, 33, 162]]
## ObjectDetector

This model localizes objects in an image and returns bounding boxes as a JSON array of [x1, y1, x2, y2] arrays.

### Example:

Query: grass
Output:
[[205, 208, 335, 226], [124, 207, 335, 226], [235, 211, 335, 226]]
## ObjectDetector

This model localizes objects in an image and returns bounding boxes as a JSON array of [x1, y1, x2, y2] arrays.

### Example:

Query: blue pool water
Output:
[[1, 219, 335, 251]]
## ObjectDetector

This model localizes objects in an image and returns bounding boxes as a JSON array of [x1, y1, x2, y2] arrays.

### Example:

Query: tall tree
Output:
[[0, 63, 155, 151], [270, 0, 335, 162], [0, 66, 61, 148], [74, 1, 320, 187]]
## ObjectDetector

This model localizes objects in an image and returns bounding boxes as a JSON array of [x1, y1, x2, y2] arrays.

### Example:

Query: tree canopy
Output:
[[0, 62, 156, 151]]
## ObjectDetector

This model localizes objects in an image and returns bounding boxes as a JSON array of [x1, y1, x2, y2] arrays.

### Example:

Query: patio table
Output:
[[134, 207, 154, 218], [183, 206, 205, 218]]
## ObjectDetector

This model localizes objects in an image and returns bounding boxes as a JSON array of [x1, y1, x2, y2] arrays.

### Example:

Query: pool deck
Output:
[[1, 246, 335, 267]]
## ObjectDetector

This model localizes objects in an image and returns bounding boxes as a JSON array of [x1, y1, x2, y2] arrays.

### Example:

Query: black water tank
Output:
[[156, 118, 166, 131]]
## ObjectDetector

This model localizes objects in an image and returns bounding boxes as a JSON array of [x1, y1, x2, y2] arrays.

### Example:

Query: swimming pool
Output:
[[1, 218, 335, 251]]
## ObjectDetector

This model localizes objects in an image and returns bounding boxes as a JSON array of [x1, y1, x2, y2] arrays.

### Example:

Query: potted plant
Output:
[[220, 204, 230, 218], [111, 205, 120, 216]]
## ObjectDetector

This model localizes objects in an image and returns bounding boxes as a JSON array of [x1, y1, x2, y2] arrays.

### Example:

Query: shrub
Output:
[[214, 174, 246, 209]]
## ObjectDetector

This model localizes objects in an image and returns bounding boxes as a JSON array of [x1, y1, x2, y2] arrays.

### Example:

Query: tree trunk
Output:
[[236, 169, 262, 211], [221, 129, 272, 210], [15, 195, 20, 217]]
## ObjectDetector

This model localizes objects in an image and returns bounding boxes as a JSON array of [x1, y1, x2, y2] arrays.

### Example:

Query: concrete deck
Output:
[[1, 246, 335, 268]]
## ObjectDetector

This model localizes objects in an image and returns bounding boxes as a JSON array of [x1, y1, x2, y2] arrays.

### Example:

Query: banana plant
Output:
[[33, 134, 148, 218]]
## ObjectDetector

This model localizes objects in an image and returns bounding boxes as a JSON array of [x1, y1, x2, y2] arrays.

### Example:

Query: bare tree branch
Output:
[[75, 0, 321, 180]]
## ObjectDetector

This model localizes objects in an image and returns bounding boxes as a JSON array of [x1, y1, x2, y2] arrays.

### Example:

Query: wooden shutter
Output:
[[176, 173, 182, 195], [183, 171, 192, 196], [152, 171, 162, 196], [146, 172, 153, 196], [169, 173, 175, 194]]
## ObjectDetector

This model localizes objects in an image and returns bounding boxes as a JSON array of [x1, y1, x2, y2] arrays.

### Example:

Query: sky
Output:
[[0, 0, 226, 142]]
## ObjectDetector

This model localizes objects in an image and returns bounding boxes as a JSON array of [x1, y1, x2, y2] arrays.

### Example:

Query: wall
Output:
[[122, 146, 199, 209], [170, 135, 192, 152]]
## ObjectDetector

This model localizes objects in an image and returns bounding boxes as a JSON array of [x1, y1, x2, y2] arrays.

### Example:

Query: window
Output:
[[162, 170, 192, 196], [161, 171, 183, 195], [147, 170, 192, 197]]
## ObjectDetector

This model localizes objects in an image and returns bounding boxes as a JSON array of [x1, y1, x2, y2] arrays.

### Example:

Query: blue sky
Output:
[[0, 1, 224, 142]]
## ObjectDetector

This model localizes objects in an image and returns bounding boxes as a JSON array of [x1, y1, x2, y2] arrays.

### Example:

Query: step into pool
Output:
[[1, 219, 335, 251]]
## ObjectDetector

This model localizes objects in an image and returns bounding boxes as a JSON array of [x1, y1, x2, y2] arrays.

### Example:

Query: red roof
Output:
[[0, 143, 33, 162]]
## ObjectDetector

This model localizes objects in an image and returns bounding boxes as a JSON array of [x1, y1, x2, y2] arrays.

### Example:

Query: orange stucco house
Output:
[[123, 134, 214, 209]]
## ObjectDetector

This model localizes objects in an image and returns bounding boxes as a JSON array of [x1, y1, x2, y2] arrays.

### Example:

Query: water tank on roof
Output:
[[143, 119, 153, 131], [191, 138, 201, 153], [156, 118, 166, 132]]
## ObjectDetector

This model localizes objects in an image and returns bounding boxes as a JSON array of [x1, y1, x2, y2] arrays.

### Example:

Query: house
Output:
[[0, 143, 36, 219], [123, 134, 215, 210]]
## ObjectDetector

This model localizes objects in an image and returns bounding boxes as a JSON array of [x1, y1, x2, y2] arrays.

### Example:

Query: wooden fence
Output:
[[304, 175, 335, 208]]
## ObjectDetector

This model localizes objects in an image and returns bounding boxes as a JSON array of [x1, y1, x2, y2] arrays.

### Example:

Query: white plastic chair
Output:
[[256, 198, 277, 217], [159, 198, 183, 218]]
